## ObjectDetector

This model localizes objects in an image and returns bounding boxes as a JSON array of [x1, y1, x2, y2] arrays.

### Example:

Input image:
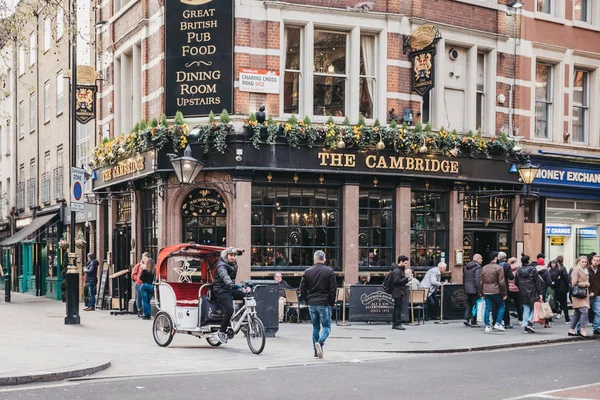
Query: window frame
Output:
[[18, 101, 24, 138], [410, 191, 449, 271], [359, 34, 377, 120], [358, 188, 395, 271], [44, 80, 50, 123], [534, 62, 553, 140], [476, 52, 486, 133], [29, 33, 36, 66], [574, 0, 591, 23], [29, 93, 36, 133], [56, 70, 64, 116], [18, 47, 25, 76], [283, 26, 303, 117], [56, 8, 64, 39], [76, 122, 90, 174], [572, 68, 589, 144], [44, 18, 51, 53], [250, 185, 341, 270], [312, 29, 349, 118]]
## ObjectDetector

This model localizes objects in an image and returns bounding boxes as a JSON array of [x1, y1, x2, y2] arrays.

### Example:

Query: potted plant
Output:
[[75, 229, 87, 249], [59, 233, 69, 250], [83, 283, 89, 307]]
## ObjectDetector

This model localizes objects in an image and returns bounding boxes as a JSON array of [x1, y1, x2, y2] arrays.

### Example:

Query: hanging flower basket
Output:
[[58, 233, 69, 250], [75, 229, 87, 249]]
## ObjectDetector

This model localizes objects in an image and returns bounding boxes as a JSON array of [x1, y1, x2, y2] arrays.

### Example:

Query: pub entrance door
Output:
[[464, 230, 511, 265], [112, 225, 131, 304]]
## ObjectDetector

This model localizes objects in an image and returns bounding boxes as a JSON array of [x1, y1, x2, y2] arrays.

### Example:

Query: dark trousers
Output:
[[393, 296, 404, 327], [555, 290, 570, 322], [492, 295, 513, 326], [507, 291, 522, 321], [214, 289, 245, 333], [464, 293, 479, 324]]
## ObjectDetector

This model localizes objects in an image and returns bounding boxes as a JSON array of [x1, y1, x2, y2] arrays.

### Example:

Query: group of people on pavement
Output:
[[462, 250, 600, 337]]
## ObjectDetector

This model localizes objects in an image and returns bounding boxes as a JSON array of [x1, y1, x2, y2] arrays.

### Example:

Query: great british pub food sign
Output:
[[165, 0, 233, 117]]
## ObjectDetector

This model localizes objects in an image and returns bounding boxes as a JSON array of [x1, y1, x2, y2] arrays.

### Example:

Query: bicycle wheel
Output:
[[153, 311, 175, 347], [206, 336, 222, 347], [246, 316, 266, 354]]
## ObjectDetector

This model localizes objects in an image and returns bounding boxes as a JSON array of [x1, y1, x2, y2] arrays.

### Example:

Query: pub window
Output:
[[283, 27, 302, 115], [359, 189, 394, 269], [489, 197, 511, 222], [251, 186, 340, 269], [142, 189, 158, 260], [476, 53, 485, 133], [182, 188, 227, 247], [282, 25, 378, 120], [463, 195, 478, 220], [410, 191, 448, 270]]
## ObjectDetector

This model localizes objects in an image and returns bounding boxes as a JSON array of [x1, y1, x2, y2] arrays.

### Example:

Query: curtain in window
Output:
[[361, 36, 375, 104]]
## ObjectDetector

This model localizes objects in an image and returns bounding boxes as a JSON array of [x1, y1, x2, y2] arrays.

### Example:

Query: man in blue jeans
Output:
[[480, 251, 507, 333], [84, 253, 99, 311], [299, 250, 337, 359]]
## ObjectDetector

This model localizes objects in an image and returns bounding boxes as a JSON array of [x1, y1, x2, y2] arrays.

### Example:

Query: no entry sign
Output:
[[71, 167, 85, 213]]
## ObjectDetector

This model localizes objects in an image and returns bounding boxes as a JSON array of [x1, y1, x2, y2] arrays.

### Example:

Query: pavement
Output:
[[1, 290, 598, 386]]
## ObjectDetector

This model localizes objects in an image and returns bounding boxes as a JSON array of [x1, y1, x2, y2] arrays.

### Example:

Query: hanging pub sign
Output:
[[410, 47, 435, 96], [182, 188, 226, 217], [75, 85, 97, 124], [403, 25, 441, 97], [165, 0, 234, 118]]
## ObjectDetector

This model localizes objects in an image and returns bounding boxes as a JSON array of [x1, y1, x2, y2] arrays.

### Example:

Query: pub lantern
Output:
[[169, 144, 204, 184]]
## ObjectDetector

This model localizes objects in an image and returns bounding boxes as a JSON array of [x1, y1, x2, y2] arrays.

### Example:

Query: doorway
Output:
[[464, 230, 511, 265], [112, 225, 131, 302], [474, 231, 496, 265]]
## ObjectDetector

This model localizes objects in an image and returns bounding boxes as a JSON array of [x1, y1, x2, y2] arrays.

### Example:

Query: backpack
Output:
[[382, 272, 393, 294]]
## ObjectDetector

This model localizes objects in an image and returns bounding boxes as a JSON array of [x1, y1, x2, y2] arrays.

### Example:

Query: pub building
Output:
[[91, 0, 534, 300]]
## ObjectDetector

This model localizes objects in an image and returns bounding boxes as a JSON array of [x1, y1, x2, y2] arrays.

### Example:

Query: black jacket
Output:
[[277, 280, 293, 297], [140, 268, 155, 285], [549, 266, 570, 292], [212, 257, 238, 295], [85, 259, 99, 282], [389, 264, 409, 299], [299, 263, 337, 307], [499, 260, 515, 283], [515, 265, 545, 303], [463, 260, 482, 295]]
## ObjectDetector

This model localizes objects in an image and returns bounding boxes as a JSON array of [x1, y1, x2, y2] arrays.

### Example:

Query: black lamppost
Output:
[[65, 0, 80, 325]]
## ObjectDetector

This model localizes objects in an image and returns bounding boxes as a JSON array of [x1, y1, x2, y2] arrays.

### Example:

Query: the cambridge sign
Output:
[[165, 0, 234, 117]]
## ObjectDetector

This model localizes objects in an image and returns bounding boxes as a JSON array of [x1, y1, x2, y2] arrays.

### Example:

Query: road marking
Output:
[[505, 382, 600, 400]]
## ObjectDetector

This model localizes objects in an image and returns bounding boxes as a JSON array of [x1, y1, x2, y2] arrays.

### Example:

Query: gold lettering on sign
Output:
[[317, 153, 461, 174], [103, 158, 146, 182]]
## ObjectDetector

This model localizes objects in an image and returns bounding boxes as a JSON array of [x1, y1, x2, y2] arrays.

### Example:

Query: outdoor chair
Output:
[[333, 287, 350, 322], [284, 289, 308, 324], [409, 288, 429, 324]]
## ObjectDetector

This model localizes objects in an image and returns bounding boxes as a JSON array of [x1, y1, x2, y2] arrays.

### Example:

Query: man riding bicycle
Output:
[[213, 247, 245, 344]]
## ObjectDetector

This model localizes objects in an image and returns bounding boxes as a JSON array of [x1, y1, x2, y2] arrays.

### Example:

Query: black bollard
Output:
[[64, 265, 80, 324], [4, 272, 10, 303]]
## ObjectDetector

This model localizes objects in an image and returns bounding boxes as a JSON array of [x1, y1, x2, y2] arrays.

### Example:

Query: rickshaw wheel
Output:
[[153, 311, 175, 347], [206, 336, 222, 347], [246, 316, 266, 355]]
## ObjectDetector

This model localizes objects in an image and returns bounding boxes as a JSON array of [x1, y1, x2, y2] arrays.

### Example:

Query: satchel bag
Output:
[[533, 302, 546, 325], [571, 284, 587, 299], [476, 298, 486, 324]]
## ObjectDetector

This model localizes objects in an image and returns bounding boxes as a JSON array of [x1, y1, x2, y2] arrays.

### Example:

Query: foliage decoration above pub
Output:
[[91, 112, 522, 170]]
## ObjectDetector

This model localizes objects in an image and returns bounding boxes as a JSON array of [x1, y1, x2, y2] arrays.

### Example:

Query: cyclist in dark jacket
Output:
[[213, 247, 244, 344], [463, 254, 483, 327]]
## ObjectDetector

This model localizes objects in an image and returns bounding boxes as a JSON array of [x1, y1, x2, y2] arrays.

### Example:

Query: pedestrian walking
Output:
[[388, 255, 410, 330], [549, 257, 570, 323], [506, 257, 522, 323], [515, 255, 544, 333], [463, 253, 483, 327], [568, 256, 592, 338], [83, 252, 99, 311], [535, 257, 553, 328], [493, 252, 515, 328], [299, 250, 337, 359], [140, 258, 156, 320], [587, 254, 600, 335], [480, 251, 507, 333], [131, 252, 149, 317]]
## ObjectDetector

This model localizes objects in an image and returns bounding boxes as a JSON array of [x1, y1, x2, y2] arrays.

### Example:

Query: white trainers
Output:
[[315, 342, 323, 359], [493, 323, 505, 332], [484, 326, 492, 333], [217, 332, 228, 344]]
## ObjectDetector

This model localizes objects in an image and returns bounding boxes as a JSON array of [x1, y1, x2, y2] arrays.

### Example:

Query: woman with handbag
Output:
[[568, 256, 592, 338], [515, 255, 545, 333]]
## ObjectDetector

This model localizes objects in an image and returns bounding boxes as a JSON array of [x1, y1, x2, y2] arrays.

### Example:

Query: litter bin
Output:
[[246, 279, 279, 337]]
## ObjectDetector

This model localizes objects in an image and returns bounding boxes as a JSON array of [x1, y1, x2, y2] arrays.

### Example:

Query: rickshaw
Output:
[[152, 243, 266, 354]]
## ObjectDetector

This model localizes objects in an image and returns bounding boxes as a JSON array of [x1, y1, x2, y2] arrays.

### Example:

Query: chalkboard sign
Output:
[[441, 284, 468, 320], [348, 285, 394, 323], [96, 262, 109, 310]]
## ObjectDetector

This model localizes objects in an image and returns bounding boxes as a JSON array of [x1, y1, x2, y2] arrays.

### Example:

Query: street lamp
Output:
[[517, 157, 540, 196], [508, 1, 523, 8], [169, 144, 204, 184]]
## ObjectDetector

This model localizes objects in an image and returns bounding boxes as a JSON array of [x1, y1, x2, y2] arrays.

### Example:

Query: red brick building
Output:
[[93, 0, 600, 287]]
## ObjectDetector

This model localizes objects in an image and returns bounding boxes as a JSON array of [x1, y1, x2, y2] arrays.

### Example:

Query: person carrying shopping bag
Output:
[[568, 256, 592, 338], [515, 255, 545, 333]]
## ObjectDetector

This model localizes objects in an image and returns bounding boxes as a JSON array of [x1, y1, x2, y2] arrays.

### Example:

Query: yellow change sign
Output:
[[550, 236, 564, 246]]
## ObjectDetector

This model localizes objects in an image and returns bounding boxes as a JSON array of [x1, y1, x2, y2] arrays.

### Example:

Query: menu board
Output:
[[165, 0, 234, 117]]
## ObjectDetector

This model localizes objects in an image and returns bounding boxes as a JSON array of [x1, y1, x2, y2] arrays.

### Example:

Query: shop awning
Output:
[[0, 212, 58, 247]]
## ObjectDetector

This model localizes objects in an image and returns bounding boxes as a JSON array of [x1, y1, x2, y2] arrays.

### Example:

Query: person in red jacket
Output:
[[131, 252, 149, 317]]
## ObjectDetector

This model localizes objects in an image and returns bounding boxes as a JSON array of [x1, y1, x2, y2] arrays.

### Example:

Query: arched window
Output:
[[181, 188, 227, 246]]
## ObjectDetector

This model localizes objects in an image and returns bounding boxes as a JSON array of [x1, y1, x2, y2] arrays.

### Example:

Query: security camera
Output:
[[235, 155, 242, 162]]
